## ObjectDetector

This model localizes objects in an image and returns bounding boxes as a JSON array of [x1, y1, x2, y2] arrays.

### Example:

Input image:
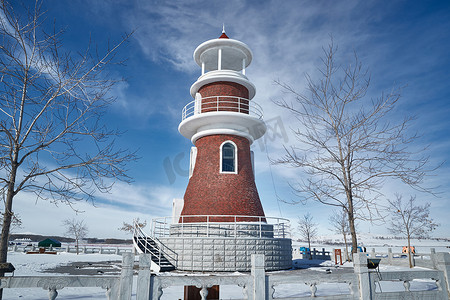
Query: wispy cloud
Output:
[[13, 178, 183, 238]]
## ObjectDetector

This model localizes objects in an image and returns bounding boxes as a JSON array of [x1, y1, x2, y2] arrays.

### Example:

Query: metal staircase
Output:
[[132, 221, 177, 272]]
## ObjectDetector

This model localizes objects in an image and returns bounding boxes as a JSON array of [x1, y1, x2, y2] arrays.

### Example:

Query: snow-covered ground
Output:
[[4, 252, 124, 299], [3, 235, 448, 299]]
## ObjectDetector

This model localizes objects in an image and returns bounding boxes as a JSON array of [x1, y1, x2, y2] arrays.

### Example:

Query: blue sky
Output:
[[6, 0, 450, 239]]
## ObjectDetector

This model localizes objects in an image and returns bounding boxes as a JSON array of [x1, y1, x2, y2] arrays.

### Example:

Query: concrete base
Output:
[[159, 236, 292, 272]]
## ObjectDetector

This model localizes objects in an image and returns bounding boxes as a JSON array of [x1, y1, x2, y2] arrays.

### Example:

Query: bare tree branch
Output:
[[273, 40, 439, 254], [63, 218, 88, 255], [297, 212, 318, 259], [387, 194, 438, 268], [0, 1, 137, 286], [329, 209, 351, 261]]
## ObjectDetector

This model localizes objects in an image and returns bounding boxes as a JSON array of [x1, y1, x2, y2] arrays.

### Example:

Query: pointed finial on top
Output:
[[219, 24, 229, 39]]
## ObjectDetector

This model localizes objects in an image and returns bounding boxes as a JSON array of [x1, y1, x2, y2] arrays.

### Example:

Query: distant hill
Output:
[[10, 233, 131, 245]]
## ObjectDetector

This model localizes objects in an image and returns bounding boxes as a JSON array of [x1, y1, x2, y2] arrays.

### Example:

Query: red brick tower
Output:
[[134, 29, 291, 274], [178, 30, 267, 222]]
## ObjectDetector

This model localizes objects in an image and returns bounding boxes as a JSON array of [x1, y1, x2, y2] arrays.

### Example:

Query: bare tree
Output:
[[63, 218, 89, 255], [119, 218, 147, 234], [329, 209, 350, 261], [0, 210, 21, 235], [388, 194, 438, 268], [297, 213, 318, 259], [0, 0, 136, 286], [273, 41, 437, 253]]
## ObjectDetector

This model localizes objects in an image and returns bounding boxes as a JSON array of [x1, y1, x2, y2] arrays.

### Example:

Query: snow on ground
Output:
[[8, 252, 122, 276], [4, 252, 124, 300], [3, 236, 448, 299]]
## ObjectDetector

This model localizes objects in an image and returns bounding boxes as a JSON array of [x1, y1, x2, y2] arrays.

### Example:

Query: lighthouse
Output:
[[133, 29, 292, 273], [178, 28, 266, 222]]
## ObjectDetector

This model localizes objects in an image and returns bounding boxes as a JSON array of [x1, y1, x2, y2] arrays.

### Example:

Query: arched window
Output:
[[221, 141, 237, 173]]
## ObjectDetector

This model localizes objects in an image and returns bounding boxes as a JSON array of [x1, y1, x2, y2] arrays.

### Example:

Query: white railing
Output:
[[366, 247, 441, 269], [292, 247, 332, 260], [151, 215, 291, 239], [143, 252, 449, 300], [369, 270, 446, 300], [1, 252, 450, 299], [8, 244, 132, 255], [0, 253, 134, 300], [132, 220, 178, 268], [181, 96, 264, 120]]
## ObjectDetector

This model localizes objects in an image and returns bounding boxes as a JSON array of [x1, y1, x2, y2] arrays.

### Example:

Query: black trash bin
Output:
[[367, 258, 381, 269]]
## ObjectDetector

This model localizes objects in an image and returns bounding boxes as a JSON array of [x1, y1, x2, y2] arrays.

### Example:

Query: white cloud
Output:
[[12, 179, 184, 239]]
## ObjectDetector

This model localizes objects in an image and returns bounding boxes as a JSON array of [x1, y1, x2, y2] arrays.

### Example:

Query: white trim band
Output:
[[192, 129, 255, 144]]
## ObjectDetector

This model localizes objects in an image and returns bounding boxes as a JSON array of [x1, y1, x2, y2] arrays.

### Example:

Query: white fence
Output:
[[8, 244, 133, 255], [0, 253, 134, 300], [293, 247, 331, 260], [365, 247, 440, 269], [1, 251, 450, 299]]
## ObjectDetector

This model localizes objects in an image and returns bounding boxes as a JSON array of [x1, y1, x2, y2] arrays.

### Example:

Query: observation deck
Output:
[[178, 95, 266, 144], [181, 96, 263, 120]]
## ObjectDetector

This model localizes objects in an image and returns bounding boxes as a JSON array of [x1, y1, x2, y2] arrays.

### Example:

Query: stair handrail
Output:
[[133, 219, 178, 268], [132, 225, 159, 258]]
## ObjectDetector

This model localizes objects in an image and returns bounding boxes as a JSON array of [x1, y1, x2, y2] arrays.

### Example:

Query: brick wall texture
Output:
[[199, 81, 250, 114], [198, 81, 249, 99], [180, 134, 265, 221]]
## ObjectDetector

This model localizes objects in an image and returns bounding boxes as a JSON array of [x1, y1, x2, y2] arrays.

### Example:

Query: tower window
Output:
[[221, 141, 237, 173]]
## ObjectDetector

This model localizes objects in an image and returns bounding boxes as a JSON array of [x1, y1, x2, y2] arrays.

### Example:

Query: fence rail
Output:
[[293, 247, 331, 260], [268, 272, 358, 299], [8, 244, 132, 255], [2, 251, 450, 299], [151, 214, 291, 239], [370, 270, 446, 300], [0, 253, 134, 300], [366, 247, 439, 269]]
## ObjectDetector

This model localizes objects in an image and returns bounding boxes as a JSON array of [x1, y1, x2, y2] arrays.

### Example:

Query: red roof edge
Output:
[[219, 32, 229, 39]]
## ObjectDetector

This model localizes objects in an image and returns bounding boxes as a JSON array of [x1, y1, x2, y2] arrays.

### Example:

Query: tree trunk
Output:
[[407, 235, 413, 268], [345, 169, 358, 257], [347, 206, 358, 252], [0, 164, 18, 300], [349, 220, 357, 254], [307, 236, 312, 260], [0, 192, 13, 264], [343, 232, 349, 261]]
